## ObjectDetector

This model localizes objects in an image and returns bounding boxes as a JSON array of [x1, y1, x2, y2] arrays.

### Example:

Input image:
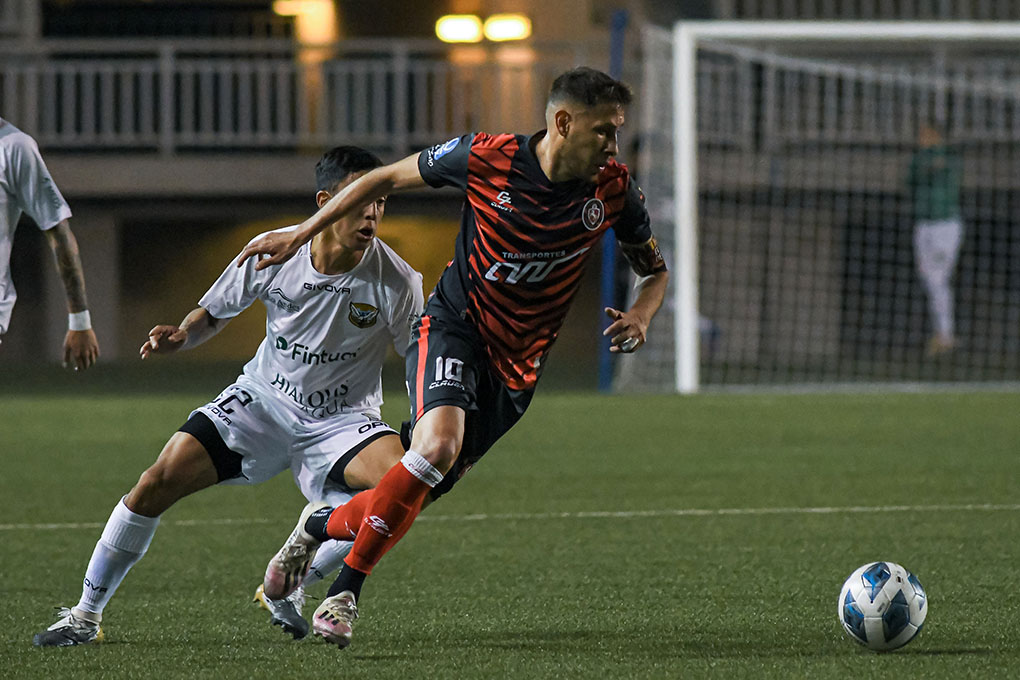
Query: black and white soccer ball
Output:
[[838, 561, 927, 651]]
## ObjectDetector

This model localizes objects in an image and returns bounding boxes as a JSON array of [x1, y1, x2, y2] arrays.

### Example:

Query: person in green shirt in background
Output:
[[907, 123, 963, 357]]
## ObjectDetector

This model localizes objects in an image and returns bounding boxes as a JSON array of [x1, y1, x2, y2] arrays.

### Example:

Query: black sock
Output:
[[304, 507, 334, 542], [327, 563, 368, 601]]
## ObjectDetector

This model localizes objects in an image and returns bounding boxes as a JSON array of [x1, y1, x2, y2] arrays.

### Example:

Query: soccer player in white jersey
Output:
[[33, 146, 424, 647], [0, 117, 100, 369]]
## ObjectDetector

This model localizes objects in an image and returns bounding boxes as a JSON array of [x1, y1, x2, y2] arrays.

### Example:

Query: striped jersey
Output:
[[418, 130, 656, 391]]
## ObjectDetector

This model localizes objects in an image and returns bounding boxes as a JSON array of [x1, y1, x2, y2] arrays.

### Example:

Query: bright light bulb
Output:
[[272, 0, 336, 45], [435, 15, 483, 44], [483, 14, 531, 42]]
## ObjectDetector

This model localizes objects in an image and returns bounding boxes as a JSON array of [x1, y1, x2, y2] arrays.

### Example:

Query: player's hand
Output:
[[63, 329, 100, 371], [236, 231, 301, 271], [603, 307, 647, 353], [140, 325, 187, 359]]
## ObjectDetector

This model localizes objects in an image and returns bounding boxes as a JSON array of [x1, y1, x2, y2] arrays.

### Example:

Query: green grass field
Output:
[[2, 387, 1018, 679]]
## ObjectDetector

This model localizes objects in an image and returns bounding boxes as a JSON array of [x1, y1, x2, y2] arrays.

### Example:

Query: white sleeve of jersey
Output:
[[388, 270, 424, 357], [4, 133, 71, 230], [198, 235, 278, 319]]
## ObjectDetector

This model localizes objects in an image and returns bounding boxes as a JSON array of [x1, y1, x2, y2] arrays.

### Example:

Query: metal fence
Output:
[[0, 39, 594, 157]]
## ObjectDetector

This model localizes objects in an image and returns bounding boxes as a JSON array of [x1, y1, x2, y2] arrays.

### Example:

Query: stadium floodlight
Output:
[[272, 0, 337, 44], [272, 0, 335, 38], [483, 14, 532, 42], [436, 15, 484, 43], [617, 22, 1020, 394]]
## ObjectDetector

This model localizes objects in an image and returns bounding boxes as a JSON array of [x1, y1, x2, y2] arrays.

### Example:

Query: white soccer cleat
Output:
[[253, 583, 309, 639], [263, 500, 330, 600], [32, 607, 104, 647], [312, 591, 359, 648]]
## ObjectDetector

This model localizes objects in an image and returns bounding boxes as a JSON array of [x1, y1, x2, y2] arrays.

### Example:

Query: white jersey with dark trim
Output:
[[200, 227, 424, 420]]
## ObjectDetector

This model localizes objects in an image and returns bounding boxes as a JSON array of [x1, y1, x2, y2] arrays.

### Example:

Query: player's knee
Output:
[[412, 435, 459, 473], [126, 464, 180, 516]]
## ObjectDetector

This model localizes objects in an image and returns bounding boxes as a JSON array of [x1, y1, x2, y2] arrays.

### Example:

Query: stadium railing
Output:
[[0, 38, 594, 158]]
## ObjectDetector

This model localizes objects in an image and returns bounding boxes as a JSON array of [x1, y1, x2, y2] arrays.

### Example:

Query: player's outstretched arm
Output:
[[43, 220, 100, 370], [139, 307, 226, 359], [237, 153, 427, 270], [603, 270, 669, 353]]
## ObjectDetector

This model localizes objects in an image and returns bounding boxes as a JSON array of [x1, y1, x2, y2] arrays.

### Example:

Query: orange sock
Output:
[[341, 453, 439, 575], [325, 490, 373, 540]]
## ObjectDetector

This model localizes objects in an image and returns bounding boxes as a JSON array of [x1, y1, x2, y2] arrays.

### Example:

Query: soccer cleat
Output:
[[312, 591, 359, 648], [32, 607, 104, 647], [253, 583, 309, 639], [263, 500, 330, 600]]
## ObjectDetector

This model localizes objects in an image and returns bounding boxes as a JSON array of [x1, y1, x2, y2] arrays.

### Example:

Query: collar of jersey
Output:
[[303, 238, 375, 279]]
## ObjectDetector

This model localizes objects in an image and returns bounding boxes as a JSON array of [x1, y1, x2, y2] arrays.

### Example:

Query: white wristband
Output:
[[69, 310, 92, 331]]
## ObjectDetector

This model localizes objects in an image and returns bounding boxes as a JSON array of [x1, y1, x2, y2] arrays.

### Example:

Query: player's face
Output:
[[318, 171, 387, 251], [564, 102, 625, 181]]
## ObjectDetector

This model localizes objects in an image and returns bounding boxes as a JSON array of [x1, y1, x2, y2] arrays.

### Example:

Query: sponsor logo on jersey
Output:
[[267, 287, 301, 313], [276, 339, 357, 366], [484, 247, 591, 285], [426, 137, 460, 167], [274, 335, 357, 365], [349, 302, 379, 328], [303, 282, 351, 295], [490, 190, 515, 214], [582, 198, 606, 230], [270, 373, 350, 418]]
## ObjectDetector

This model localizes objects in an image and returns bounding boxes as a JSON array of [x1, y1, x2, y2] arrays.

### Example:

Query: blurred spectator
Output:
[[907, 123, 963, 357]]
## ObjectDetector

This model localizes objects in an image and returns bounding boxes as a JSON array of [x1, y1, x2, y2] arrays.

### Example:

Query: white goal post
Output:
[[622, 21, 1020, 393]]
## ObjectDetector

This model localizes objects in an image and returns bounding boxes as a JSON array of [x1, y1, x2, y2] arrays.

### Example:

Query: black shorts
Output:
[[404, 313, 534, 499]]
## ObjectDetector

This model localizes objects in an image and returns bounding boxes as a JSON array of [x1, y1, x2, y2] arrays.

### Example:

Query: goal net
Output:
[[618, 22, 1020, 392]]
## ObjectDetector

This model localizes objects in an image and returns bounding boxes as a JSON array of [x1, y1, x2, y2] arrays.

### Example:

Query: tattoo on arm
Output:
[[620, 236, 667, 277], [44, 221, 89, 313]]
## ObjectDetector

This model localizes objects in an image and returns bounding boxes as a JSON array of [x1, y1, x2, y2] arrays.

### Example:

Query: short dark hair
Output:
[[315, 146, 383, 193], [548, 67, 633, 108]]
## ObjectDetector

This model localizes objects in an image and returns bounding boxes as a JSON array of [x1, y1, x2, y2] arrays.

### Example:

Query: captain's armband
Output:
[[619, 236, 667, 276]]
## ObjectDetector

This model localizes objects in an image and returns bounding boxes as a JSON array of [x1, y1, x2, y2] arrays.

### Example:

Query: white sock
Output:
[[74, 497, 160, 618], [304, 540, 353, 587]]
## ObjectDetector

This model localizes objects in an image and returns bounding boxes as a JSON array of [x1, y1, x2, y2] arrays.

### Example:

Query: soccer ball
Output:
[[838, 561, 927, 651]]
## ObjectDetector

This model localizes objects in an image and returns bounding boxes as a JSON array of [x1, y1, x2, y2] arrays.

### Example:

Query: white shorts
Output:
[[914, 217, 963, 283], [185, 375, 398, 506]]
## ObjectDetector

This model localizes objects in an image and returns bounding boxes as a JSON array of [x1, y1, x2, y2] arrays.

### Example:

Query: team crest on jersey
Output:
[[582, 198, 606, 230], [348, 302, 379, 328]]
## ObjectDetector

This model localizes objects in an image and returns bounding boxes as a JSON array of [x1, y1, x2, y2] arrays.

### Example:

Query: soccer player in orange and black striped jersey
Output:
[[243, 67, 669, 648]]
